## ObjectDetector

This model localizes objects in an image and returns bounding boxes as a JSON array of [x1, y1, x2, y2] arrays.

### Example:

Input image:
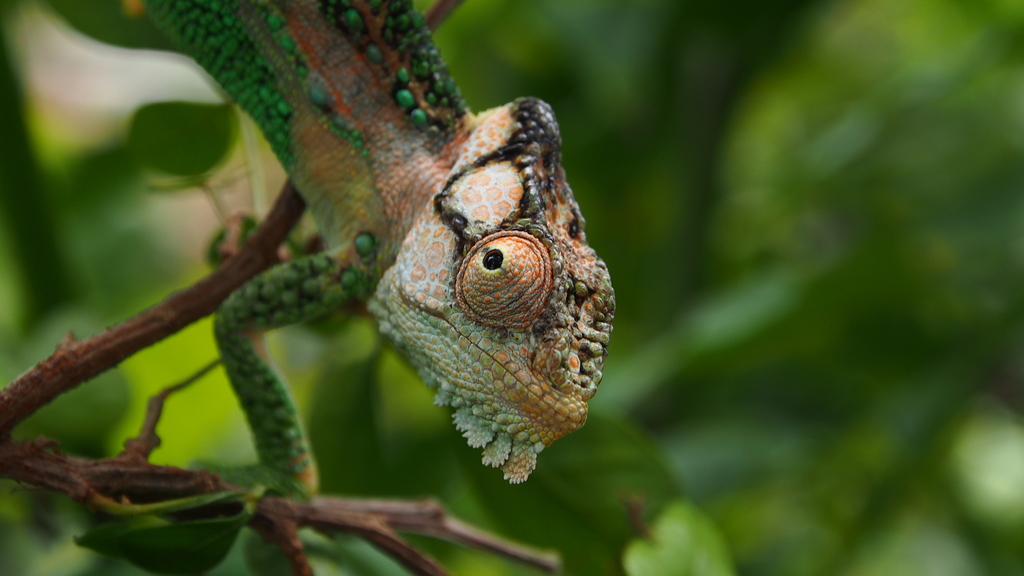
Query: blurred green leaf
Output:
[[75, 514, 167, 559], [0, 22, 74, 330], [622, 501, 736, 576], [45, 0, 175, 51], [308, 348, 386, 495], [462, 413, 678, 575], [77, 508, 251, 575], [127, 102, 235, 177], [596, 268, 804, 413]]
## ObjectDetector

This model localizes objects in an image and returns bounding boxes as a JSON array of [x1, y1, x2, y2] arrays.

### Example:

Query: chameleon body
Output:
[[142, 0, 614, 492]]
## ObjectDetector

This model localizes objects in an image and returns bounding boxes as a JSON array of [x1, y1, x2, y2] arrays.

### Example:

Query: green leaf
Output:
[[76, 508, 251, 575], [46, 0, 175, 51], [622, 501, 736, 576], [462, 413, 679, 575], [75, 514, 168, 559], [119, 512, 249, 574], [127, 102, 235, 177]]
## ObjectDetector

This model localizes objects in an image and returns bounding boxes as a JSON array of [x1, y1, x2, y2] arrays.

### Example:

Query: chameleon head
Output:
[[369, 98, 614, 483]]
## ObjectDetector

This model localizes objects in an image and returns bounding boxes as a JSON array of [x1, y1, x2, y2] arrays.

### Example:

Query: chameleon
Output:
[[141, 0, 615, 495]]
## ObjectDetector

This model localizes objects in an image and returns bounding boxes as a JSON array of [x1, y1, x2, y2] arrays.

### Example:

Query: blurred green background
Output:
[[3, 0, 1024, 574]]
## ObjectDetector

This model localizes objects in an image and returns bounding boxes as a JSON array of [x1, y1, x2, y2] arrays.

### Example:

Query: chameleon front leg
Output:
[[213, 244, 376, 498]]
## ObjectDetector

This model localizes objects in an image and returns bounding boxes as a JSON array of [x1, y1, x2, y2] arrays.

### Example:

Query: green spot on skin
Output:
[[410, 108, 427, 125], [396, 67, 409, 84], [411, 12, 425, 29], [354, 232, 376, 258], [340, 268, 358, 290], [426, 92, 437, 105], [344, 8, 363, 31], [260, 283, 280, 300], [309, 84, 333, 109], [312, 254, 332, 273], [395, 89, 415, 109], [395, 14, 410, 31], [267, 14, 285, 31], [279, 33, 296, 53], [331, 115, 351, 133], [368, 0, 382, 8], [366, 44, 383, 64]]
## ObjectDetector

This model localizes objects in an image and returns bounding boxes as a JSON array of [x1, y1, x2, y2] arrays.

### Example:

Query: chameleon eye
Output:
[[456, 231, 553, 329], [483, 250, 504, 270]]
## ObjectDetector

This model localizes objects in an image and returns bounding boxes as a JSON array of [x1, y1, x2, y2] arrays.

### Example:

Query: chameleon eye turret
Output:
[[456, 231, 554, 330]]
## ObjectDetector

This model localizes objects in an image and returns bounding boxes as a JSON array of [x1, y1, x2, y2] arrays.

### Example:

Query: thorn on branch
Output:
[[57, 331, 77, 353]]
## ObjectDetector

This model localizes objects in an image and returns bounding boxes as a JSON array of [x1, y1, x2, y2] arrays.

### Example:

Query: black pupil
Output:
[[483, 250, 504, 270]]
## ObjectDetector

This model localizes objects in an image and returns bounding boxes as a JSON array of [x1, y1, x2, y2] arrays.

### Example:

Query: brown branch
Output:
[[259, 497, 453, 576], [309, 498, 560, 572], [425, 0, 464, 31], [0, 438, 230, 504], [0, 369, 559, 576], [0, 435, 557, 576], [0, 182, 305, 436], [250, 512, 314, 576]]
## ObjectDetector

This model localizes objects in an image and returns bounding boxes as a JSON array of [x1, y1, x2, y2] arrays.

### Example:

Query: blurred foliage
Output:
[[127, 101, 235, 177], [3, 0, 1024, 574]]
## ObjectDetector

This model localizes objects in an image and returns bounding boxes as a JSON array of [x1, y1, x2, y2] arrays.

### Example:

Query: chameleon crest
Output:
[[370, 99, 615, 482]]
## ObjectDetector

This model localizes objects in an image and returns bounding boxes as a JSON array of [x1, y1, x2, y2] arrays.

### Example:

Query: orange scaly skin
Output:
[[144, 0, 614, 488]]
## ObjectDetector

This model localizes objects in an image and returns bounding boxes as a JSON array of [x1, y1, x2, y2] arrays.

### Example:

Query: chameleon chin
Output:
[[144, 0, 614, 493]]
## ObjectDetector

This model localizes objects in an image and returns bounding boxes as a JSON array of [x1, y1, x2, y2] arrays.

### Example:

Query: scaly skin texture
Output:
[[143, 0, 614, 491], [370, 100, 615, 482]]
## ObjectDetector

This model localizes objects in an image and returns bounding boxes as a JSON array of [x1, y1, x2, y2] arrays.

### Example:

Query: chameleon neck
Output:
[[143, 0, 471, 262]]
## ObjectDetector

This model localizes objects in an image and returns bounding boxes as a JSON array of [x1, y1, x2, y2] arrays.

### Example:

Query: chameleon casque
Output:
[[142, 0, 614, 494]]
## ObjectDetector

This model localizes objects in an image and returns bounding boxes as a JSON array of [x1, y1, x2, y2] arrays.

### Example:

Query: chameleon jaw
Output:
[[433, 310, 595, 483]]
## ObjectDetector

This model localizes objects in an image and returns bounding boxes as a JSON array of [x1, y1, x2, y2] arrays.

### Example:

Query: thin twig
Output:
[[311, 498, 560, 573], [425, 0, 464, 31], [0, 182, 305, 436], [250, 513, 314, 576], [120, 359, 221, 461], [258, 498, 453, 576]]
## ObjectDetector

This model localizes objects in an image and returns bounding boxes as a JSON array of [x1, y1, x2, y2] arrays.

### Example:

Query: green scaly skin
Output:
[[212, 248, 376, 496], [144, 0, 616, 496]]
